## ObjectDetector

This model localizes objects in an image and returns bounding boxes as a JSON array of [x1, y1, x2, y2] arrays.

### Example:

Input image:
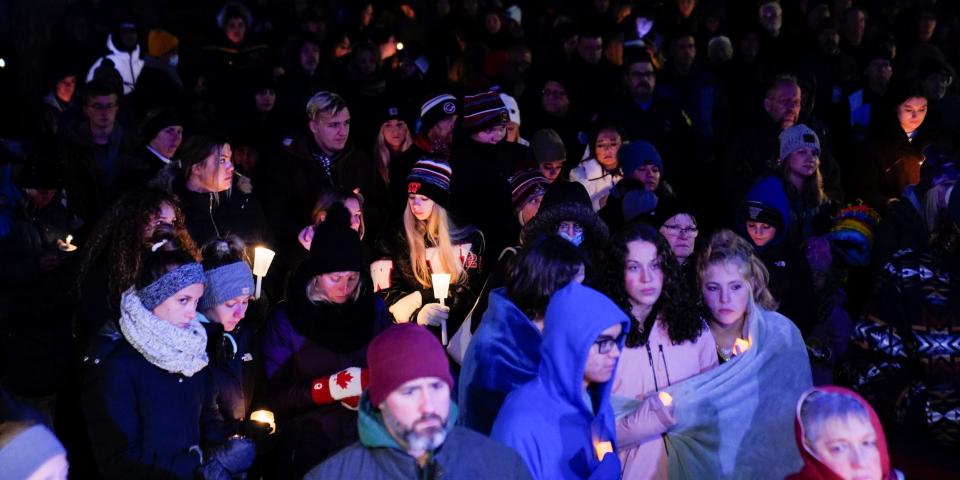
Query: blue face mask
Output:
[[168, 54, 179, 67], [558, 230, 584, 247]]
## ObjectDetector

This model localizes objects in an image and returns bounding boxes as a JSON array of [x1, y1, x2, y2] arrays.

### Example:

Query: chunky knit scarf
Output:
[[119, 288, 209, 377]]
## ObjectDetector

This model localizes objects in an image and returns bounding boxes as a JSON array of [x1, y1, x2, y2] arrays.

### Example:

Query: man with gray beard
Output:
[[304, 323, 532, 479]]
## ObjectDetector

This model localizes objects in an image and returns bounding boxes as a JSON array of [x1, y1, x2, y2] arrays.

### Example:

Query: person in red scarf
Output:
[[788, 386, 898, 480]]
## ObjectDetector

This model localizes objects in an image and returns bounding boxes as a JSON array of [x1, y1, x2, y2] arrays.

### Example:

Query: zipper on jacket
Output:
[[646, 343, 660, 392], [659, 345, 672, 386], [208, 193, 222, 237]]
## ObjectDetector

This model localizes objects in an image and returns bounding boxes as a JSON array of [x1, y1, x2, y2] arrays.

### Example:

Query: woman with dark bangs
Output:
[[600, 221, 717, 479]]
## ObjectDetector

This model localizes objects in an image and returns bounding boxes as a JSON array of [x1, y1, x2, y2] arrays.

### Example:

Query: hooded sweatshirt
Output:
[[491, 283, 630, 480], [86, 34, 145, 95], [304, 394, 531, 479], [787, 386, 897, 480], [458, 288, 543, 435]]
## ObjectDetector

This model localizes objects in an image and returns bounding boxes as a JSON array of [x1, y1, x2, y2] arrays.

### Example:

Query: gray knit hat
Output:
[[138, 263, 206, 311], [199, 261, 254, 311], [779, 124, 820, 161], [531, 128, 566, 164]]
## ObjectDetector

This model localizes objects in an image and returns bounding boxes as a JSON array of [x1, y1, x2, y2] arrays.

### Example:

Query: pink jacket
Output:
[[612, 317, 718, 479]]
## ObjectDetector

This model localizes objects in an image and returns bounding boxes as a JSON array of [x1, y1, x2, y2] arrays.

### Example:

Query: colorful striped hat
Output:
[[509, 169, 548, 217], [462, 91, 509, 132], [407, 159, 453, 208]]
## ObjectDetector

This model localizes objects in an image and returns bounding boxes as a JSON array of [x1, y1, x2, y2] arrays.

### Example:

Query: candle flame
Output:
[[250, 409, 276, 434], [658, 391, 673, 407], [732, 337, 751, 356], [593, 438, 613, 461], [65, 235, 73, 245]]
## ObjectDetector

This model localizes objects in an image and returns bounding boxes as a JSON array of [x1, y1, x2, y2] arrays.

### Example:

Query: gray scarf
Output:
[[119, 288, 209, 377]]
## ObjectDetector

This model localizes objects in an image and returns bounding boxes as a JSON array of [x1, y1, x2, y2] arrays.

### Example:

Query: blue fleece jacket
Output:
[[491, 283, 630, 480], [458, 288, 543, 435]]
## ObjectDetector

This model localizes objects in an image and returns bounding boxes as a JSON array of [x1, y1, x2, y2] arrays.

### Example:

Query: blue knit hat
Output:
[[0, 424, 66, 479], [199, 261, 255, 311], [618, 141, 663, 177], [137, 263, 206, 311]]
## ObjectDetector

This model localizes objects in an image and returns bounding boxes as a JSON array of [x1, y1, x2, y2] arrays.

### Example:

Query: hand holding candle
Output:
[[249, 409, 276, 434], [58, 234, 77, 252], [658, 391, 673, 407], [732, 337, 751, 357], [252, 246, 276, 300], [431, 273, 451, 345]]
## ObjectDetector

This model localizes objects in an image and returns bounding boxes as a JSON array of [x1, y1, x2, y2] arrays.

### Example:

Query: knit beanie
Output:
[[509, 169, 548, 217], [651, 195, 697, 227], [531, 128, 566, 164], [147, 29, 179, 57], [623, 190, 660, 223], [828, 203, 880, 267], [779, 124, 820, 161], [418, 94, 458, 134], [140, 108, 183, 144], [0, 424, 66, 479], [740, 200, 784, 231], [618, 141, 663, 177], [305, 204, 364, 277], [500, 93, 521, 125], [407, 159, 452, 208], [367, 323, 455, 406], [540, 180, 592, 213], [462, 91, 509, 132], [137, 263, 206, 311], [199, 261, 255, 311]]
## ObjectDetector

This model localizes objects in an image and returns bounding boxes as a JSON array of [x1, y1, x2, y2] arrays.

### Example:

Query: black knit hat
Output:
[[418, 93, 458, 134], [140, 108, 183, 144], [406, 159, 452, 209], [305, 204, 364, 276]]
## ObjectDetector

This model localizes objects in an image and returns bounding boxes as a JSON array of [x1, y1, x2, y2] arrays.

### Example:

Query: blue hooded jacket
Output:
[[458, 288, 543, 435], [491, 283, 629, 480], [738, 175, 791, 253]]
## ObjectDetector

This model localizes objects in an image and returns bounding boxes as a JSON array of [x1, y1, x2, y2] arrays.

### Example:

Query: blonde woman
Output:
[[376, 159, 485, 343]]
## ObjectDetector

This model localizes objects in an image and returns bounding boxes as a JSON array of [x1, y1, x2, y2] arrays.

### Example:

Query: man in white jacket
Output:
[[86, 22, 144, 95]]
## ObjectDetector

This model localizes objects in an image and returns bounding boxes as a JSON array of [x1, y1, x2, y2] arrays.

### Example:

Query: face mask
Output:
[[558, 230, 584, 247], [168, 54, 179, 67]]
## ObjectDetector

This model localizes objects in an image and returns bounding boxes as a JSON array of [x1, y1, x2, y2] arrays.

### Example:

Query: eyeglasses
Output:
[[662, 224, 699, 236], [593, 333, 626, 355], [557, 222, 584, 235]]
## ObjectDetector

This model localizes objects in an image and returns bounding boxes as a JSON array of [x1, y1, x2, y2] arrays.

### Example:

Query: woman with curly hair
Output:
[[76, 188, 198, 347], [600, 221, 717, 480]]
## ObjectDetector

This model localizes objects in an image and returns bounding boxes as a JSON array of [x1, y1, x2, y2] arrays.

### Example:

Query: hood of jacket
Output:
[[738, 175, 791, 251], [539, 282, 629, 432], [106, 33, 141, 58], [788, 386, 895, 480]]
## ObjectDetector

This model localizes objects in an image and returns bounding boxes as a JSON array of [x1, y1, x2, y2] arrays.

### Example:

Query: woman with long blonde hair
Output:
[[376, 159, 485, 344]]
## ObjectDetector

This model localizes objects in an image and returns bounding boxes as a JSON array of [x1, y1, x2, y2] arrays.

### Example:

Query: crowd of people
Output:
[[1, 0, 959, 478]]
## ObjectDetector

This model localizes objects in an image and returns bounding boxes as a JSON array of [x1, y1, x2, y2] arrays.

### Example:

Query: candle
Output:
[[658, 392, 673, 407], [732, 337, 751, 357], [252, 247, 276, 300], [59, 234, 77, 252], [250, 409, 276, 434], [593, 439, 613, 461], [431, 273, 451, 345]]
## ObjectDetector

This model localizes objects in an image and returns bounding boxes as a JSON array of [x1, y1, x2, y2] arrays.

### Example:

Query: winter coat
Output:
[[261, 266, 391, 477], [132, 57, 184, 117], [86, 34, 144, 95], [569, 158, 622, 211], [856, 127, 929, 210], [450, 137, 534, 256], [0, 193, 80, 396], [304, 394, 532, 480], [58, 121, 140, 226], [82, 327, 226, 479], [491, 283, 630, 480], [375, 228, 485, 344], [850, 245, 960, 447], [458, 288, 542, 435], [174, 179, 273, 256], [612, 317, 717, 479], [871, 186, 928, 273], [202, 321, 258, 430]]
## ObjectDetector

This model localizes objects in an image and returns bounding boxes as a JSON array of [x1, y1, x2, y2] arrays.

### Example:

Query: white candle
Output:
[[658, 392, 673, 407], [252, 247, 276, 299], [59, 234, 77, 252], [431, 273, 451, 345], [250, 409, 276, 434]]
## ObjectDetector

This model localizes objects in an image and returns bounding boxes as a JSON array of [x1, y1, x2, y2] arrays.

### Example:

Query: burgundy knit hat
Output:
[[368, 324, 455, 406], [462, 91, 509, 132], [509, 168, 548, 217]]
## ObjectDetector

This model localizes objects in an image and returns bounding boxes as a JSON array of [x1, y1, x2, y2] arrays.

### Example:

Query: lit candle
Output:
[[431, 273, 451, 345], [593, 439, 613, 461], [252, 247, 276, 300], [732, 337, 751, 357], [59, 234, 77, 252], [658, 391, 673, 407], [250, 409, 276, 434]]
